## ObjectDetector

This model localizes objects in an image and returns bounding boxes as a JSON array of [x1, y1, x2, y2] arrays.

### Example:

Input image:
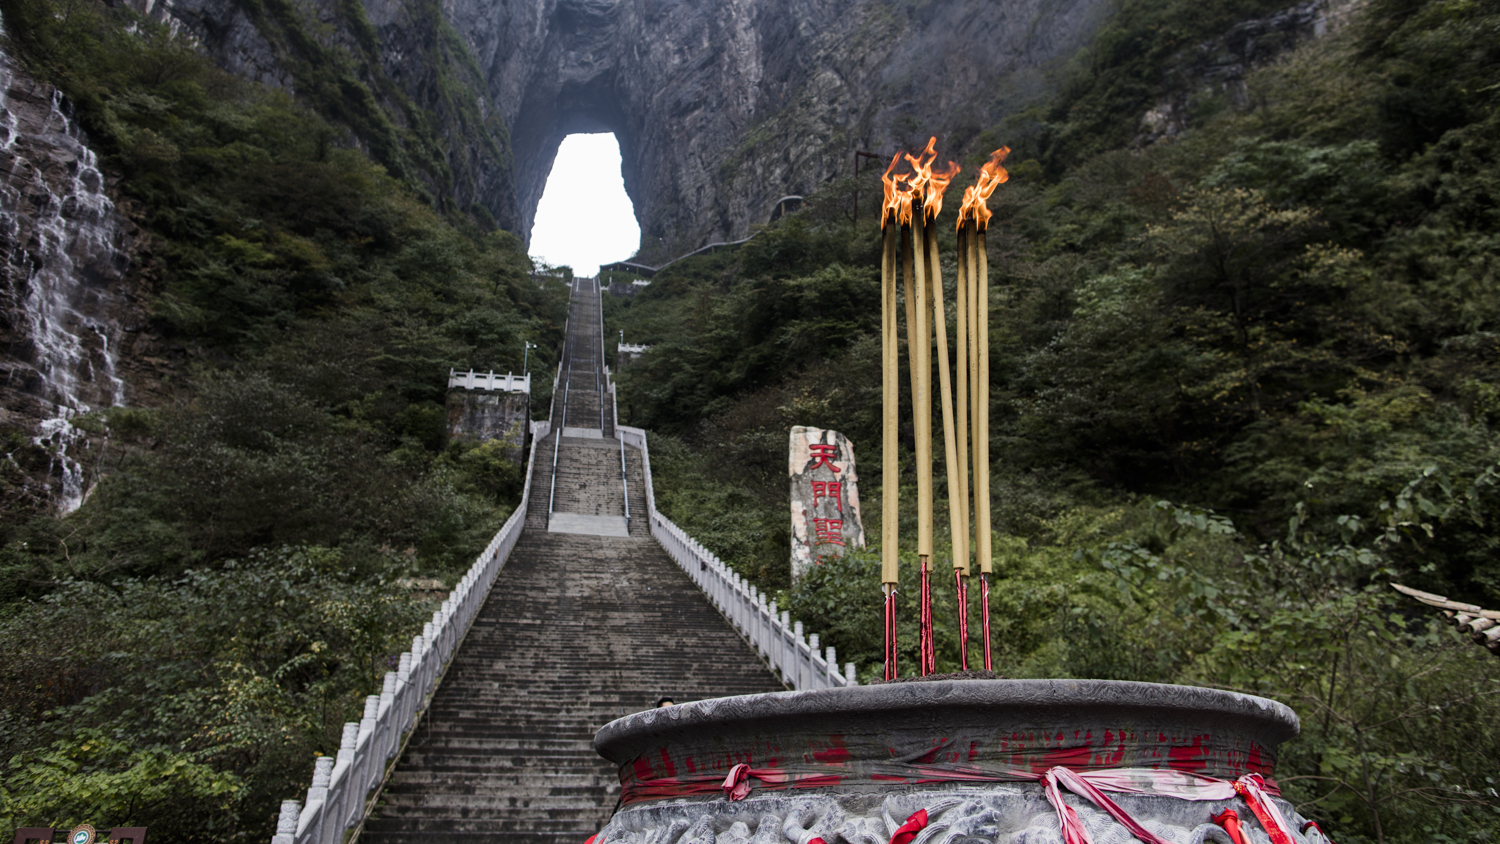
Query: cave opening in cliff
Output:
[[528, 133, 640, 278]]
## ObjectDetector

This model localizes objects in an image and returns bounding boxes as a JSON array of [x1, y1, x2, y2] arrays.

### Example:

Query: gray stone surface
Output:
[[550, 513, 630, 536], [447, 389, 530, 464], [595, 680, 1298, 764], [591, 682, 1314, 844]]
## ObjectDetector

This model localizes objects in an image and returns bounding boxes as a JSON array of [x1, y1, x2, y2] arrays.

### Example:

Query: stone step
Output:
[[367, 280, 781, 840]]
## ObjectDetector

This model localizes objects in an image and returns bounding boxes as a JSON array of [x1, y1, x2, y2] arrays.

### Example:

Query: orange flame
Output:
[[925, 158, 961, 220], [957, 146, 1011, 230], [882, 137, 962, 226], [881, 152, 912, 229]]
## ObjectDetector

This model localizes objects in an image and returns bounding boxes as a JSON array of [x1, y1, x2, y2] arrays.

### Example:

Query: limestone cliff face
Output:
[[482, 0, 1115, 264], [130, 0, 1112, 261]]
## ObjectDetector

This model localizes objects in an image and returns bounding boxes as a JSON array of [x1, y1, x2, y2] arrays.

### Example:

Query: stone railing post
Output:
[[395, 653, 413, 738], [357, 695, 380, 793], [808, 633, 821, 690], [795, 622, 807, 689], [298, 755, 334, 843], [272, 800, 300, 844], [334, 722, 359, 830]]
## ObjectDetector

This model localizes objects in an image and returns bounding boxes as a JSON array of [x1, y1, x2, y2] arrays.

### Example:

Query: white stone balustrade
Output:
[[272, 399, 546, 844], [614, 391, 857, 692], [447, 368, 531, 393]]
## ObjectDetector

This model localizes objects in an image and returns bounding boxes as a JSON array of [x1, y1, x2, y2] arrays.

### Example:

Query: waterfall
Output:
[[0, 24, 130, 514]]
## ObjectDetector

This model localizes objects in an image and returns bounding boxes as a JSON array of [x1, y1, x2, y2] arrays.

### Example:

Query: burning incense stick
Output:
[[954, 223, 971, 577], [957, 146, 1009, 671], [880, 154, 903, 680], [918, 150, 967, 671]]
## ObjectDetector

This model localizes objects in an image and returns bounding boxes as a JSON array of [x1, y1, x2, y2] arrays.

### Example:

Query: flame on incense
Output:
[[883, 137, 961, 227], [957, 146, 1011, 230], [881, 152, 912, 228]]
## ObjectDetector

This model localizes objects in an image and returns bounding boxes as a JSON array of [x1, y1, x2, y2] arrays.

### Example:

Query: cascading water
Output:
[[0, 21, 130, 514]]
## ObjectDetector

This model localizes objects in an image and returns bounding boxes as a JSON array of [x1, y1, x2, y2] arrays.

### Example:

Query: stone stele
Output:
[[592, 679, 1334, 844], [789, 426, 865, 581]]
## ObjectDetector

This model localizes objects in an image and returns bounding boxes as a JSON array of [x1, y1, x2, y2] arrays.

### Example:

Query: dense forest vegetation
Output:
[[607, 1, 1500, 841], [0, 0, 1497, 840], [0, 0, 564, 836]]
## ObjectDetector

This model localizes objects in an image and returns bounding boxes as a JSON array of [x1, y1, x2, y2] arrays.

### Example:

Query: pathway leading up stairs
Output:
[[360, 279, 783, 843]]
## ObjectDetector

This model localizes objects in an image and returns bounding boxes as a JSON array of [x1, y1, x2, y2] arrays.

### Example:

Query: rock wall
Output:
[[0, 41, 143, 513], [446, 389, 530, 465], [127, 0, 1114, 262]]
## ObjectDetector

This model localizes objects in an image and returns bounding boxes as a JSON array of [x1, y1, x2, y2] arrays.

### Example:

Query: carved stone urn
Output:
[[592, 679, 1334, 844]]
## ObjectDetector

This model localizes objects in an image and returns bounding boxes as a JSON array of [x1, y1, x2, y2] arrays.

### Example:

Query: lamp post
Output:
[[523, 341, 538, 374]]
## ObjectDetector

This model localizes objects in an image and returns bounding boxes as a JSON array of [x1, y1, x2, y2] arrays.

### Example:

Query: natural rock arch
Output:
[[132, 0, 1112, 263]]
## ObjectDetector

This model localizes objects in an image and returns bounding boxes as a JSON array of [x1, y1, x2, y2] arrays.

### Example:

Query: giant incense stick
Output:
[[953, 223, 972, 658], [876, 139, 1005, 678], [919, 153, 967, 672], [910, 205, 935, 675], [880, 154, 902, 680], [957, 147, 1009, 671]]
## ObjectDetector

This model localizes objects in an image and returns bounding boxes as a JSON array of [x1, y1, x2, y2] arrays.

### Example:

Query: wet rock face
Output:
[[0, 48, 143, 513], [445, 0, 1115, 263], [128, 0, 1113, 261]]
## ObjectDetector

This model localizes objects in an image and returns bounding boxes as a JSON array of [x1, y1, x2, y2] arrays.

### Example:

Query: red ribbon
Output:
[[1044, 768, 1172, 844], [1211, 808, 1248, 844], [1235, 774, 1297, 844], [888, 809, 928, 844], [722, 763, 751, 801]]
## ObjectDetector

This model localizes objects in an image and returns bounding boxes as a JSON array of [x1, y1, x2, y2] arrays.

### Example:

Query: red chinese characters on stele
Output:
[[790, 427, 865, 581], [813, 518, 846, 546], [812, 481, 843, 513], [808, 443, 841, 473]]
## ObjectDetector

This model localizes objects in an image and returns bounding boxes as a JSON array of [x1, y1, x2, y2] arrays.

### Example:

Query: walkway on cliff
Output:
[[361, 279, 783, 843]]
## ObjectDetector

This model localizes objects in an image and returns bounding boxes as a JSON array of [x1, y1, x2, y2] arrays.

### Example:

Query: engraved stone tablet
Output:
[[789, 426, 865, 581]]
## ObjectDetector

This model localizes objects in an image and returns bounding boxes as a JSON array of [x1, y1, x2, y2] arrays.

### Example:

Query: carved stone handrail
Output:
[[613, 399, 856, 691], [270, 419, 547, 844], [447, 368, 531, 393]]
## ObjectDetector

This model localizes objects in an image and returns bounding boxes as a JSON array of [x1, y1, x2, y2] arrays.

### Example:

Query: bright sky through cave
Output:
[[529, 133, 640, 278]]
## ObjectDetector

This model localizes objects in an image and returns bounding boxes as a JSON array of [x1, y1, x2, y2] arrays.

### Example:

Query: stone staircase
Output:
[[360, 280, 782, 844]]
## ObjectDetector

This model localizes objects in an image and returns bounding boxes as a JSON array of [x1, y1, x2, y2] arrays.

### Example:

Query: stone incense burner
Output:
[[592, 680, 1332, 844]]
